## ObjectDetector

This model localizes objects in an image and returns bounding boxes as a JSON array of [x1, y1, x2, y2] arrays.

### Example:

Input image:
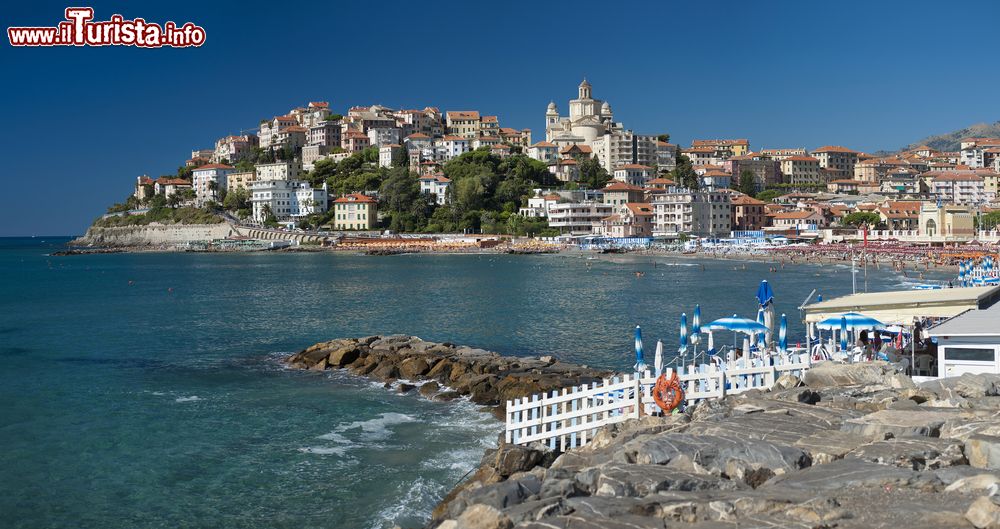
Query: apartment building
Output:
[[810, 146, 860, 180], [651, 188, 732, 238], [250, 179, 328, 222]]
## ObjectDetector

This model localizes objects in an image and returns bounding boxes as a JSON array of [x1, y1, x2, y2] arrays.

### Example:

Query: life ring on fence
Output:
[[653, 372, 684, 413]]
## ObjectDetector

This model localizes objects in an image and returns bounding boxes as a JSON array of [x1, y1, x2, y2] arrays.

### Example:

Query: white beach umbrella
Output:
[[654, 340, 664, 377]]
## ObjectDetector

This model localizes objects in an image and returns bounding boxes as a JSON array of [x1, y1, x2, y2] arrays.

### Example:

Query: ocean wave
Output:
[[297, 446, 349, 456], [175, 395, 201, 402], [331, 412, 417, 441], [368, 476, 445, 529]]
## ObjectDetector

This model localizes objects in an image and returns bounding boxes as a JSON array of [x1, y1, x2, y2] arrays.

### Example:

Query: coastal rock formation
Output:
[[288, 339, 1000, 528], [72, 223, 235, 247], [422, 360, 1000, 529], [286, 336, 612, 411]]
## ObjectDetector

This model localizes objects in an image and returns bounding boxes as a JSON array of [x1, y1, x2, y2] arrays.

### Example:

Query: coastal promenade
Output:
[[288, 335, 1000, 529]]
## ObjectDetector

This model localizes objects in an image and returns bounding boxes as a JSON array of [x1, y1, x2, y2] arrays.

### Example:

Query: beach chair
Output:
[[914, 355, 934, 376]]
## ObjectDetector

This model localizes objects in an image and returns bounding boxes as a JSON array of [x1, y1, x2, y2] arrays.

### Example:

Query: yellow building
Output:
[[226, 171, 256, 193], [919, 203, 974, 240], [333, 194, 378, 231]]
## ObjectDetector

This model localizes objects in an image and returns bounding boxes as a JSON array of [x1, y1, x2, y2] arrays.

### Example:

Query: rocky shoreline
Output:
[[289, 337, 1000, 529]]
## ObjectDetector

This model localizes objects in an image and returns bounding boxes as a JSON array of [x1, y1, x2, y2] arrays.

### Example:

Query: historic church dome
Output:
[[546, 101, 557, 113], [601, 101, 612, 115]]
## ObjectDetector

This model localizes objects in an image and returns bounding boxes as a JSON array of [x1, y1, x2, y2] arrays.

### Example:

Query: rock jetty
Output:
[[289, 338, 1000, 529], [285, 335, 612, 416]]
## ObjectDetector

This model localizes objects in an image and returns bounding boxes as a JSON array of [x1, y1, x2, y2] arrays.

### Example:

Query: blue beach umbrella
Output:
[[817, 312, 885, 330], [634, 325, 647, 373], [706, 315, 769, 334], [691, 305, 701, 345], [778, 314, 788, 354], [679, 313, 689, 356], [756, 280, 774, 307], [840, 316, 848, 351]]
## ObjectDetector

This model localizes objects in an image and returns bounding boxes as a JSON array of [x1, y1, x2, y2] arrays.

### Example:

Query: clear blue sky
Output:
[[3, 0, 999, 236]]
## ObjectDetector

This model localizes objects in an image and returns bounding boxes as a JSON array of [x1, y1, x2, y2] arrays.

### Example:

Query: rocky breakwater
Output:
[[285, 335, 612, 416], [430, 362, 1000, 529]]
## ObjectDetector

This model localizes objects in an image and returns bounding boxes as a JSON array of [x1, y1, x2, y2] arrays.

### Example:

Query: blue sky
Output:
[[3, 0, 999, 236]]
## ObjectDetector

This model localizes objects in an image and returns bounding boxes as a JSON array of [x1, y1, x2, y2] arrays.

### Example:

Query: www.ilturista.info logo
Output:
[[7, 8, 206, 48]]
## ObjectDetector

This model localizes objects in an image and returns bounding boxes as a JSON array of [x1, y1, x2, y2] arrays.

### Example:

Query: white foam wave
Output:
[[297, 446, 349, 456], [367, 476, 444, 529], [175, 396, 201, 402], [332, 412, 417, 441]]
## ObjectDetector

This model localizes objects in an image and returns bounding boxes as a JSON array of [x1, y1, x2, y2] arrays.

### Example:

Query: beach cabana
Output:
[[927, 301, 1000, 378]]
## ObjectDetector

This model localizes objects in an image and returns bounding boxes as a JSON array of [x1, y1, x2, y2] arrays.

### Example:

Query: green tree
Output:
[[577, 156, 610, 189], [737, 169, 757, 196], [842, 211, 882, 227], [656, 134, 671, 144], [670, 154, 699, 189], [223, 187, 250, 211], [980, 211, 1000, 230], [755, 189, 782, 203]]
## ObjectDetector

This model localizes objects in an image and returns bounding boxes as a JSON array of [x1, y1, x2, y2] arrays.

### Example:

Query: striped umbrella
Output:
[[679, 313, 689, 356], [634, 325, 647, 374], [778, 313, 788, 354], [705, 315, 769, 334], [691, 305, 701, 345], [817, 312, 885, 330], [840, 316, 848, 351]]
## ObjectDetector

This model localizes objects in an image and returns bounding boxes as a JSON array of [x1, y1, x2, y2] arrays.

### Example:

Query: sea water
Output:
[[0, 237, 951, 528]]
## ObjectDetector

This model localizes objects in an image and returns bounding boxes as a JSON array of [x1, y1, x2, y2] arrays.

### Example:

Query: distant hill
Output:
[[903, 121, 1000, 152]]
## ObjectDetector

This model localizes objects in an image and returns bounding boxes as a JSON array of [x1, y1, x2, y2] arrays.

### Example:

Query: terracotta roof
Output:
[[406, 133, 430, 139], [829, 179, 860, 184], [692, 139, 749, 146], [812, 146, 859, 154], [774, 210, 821, 220], [309, 101, 329, 108], [731, 195, 765, 206], [560, 144, 593, 154], [193, 164, 235, 171], [531, 141, 557, 148], [543, 193, 562, 200], [446, 111, 480, 119], [442, 135, 467, 141], [617, 164, 653, 171], [625, 203, 654, 216], [932, 172, 986, 182], [647, 178, 676, 185], [603, 182, 645, 192], [156, 177, 191, 186], [334, 193, 376, 204]]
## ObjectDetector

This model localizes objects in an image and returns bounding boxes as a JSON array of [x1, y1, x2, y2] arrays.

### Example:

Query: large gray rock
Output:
[[968, 435, 1000, 470], [762, 457, 924, 492], [802, 361, 915, 389], [794, 430, 871, 464], [922, 373, 1000, 400], [619, 433, 811, 476], [848, 437, 967, 470], [841, 409, 961, 439], [574, 462, 745, 497]]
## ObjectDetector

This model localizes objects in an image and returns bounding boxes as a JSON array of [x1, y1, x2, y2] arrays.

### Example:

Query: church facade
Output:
[[542, 80, 671, 175]]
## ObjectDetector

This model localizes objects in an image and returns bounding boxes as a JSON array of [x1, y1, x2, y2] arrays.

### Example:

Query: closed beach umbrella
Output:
[[840, 316, 848, 351], [634, 325, 647, 373], [756, 307, 768, 349], [778, 313, 788, 354], [756, 280, 776, 345], [691, 305, 701, 345], [679, 313, 689, 357], [654, 340, 663, 376]]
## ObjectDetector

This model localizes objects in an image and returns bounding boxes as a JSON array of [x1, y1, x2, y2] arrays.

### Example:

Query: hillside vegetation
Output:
[[904, 121, 1000, 151]]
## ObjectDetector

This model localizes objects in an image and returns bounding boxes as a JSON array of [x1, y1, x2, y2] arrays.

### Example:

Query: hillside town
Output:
[[116, 80, 1000, 249]]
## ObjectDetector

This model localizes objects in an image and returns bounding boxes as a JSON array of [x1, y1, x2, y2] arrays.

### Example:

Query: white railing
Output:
[[505, 358, 810, 450]]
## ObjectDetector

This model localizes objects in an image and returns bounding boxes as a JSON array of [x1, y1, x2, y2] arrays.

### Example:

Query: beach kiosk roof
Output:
[[803, 286, 1000, 326], [927, 302, 1000, 338]]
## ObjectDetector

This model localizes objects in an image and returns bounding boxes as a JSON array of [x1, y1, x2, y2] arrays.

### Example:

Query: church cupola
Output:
[[578, 78, 592, 99]]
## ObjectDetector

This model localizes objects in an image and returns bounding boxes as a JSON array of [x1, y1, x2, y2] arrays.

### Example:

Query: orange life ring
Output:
[[653, 371, 684, 413]]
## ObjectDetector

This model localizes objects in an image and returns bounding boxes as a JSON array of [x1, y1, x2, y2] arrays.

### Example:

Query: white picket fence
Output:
[[505, 358, 810, 450]]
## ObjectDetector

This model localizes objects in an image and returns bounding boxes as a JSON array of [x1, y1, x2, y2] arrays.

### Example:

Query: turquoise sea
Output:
[[0, 237, 951, 529]]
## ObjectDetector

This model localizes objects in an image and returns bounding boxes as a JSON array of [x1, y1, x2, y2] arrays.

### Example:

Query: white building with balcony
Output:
[[255, 161, 302, 182], [651, 189, 731, 239], [547, 202, 613, 235], [250, 179, 327, 223], [418, 173, 451, 205]]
